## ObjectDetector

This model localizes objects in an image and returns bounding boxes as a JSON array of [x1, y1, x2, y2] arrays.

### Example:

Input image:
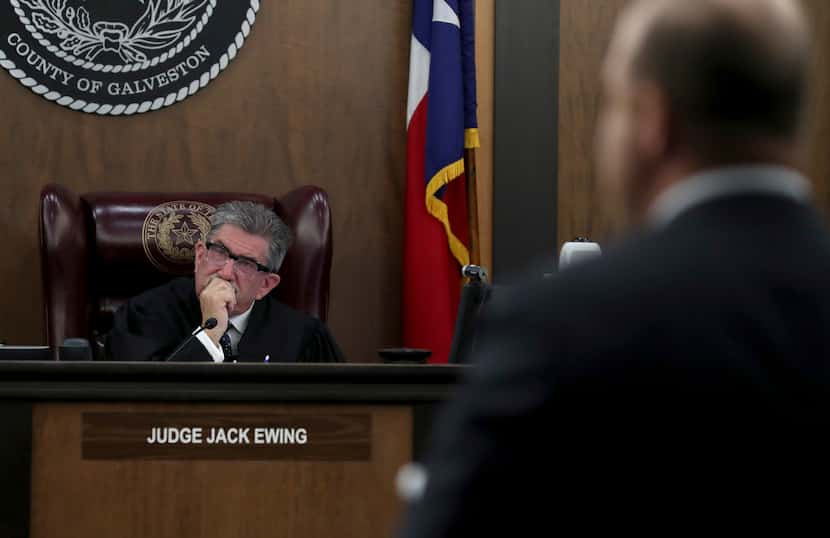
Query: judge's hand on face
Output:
[[198, 276, 237, 346]]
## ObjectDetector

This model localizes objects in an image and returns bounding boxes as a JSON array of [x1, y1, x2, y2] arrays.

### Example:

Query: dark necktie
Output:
[[220, 330, 234, 362]]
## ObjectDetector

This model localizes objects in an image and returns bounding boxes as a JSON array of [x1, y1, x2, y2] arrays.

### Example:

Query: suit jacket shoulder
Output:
[[397, 195, 830, 537], [235, 294, 344, 363], [106, 277, 204, 361]]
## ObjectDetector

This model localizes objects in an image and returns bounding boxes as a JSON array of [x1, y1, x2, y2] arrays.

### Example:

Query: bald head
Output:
[[619, 0, 810, 150], [595, 0, 811, 225]]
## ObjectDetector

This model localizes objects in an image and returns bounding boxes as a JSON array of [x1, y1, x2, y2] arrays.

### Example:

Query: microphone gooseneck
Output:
[[163, 317, 218, 362]]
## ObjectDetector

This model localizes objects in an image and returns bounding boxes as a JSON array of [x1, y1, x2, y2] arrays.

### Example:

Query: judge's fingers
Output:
[[206, 276, 238, 298], [225, 293, 237, 314], [200, 279, 234, 315], [206, 278, 237, 314]]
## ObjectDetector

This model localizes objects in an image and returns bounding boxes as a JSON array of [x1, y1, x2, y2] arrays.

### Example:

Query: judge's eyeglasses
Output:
[[204, 241, 273, 278]]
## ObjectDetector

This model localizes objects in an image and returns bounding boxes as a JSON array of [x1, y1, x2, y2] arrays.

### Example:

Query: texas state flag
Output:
[[404, 0, 479, 364]]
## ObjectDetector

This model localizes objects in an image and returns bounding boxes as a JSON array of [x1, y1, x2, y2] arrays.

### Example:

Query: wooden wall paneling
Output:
[[475, 0, 495, 276], [557, 0, 628, 247], [801, 0, 830, 214]]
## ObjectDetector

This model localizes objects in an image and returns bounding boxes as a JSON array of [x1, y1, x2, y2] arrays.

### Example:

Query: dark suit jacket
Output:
[[398, 193, 830, 536], [106, 277, 343, 362]]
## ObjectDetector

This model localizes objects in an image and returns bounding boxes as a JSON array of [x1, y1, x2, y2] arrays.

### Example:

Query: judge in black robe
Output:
[[107, 200, 343, 363], [107, 276, 343, 362]]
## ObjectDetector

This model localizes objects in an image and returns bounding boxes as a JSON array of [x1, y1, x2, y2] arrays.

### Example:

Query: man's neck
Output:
[[636, 143, 801, 222], [229, 300, 255, 320], [646, 164, 810, 228]]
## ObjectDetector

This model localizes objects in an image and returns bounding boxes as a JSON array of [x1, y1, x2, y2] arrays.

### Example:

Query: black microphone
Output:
[[462, 264, 488, 283], [60, 337, 93, 361], [163, 318, 218, 362], [448, 271, 490, 364]]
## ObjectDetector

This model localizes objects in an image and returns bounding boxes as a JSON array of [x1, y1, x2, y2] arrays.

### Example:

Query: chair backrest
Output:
[[40, 184, 333, 359]]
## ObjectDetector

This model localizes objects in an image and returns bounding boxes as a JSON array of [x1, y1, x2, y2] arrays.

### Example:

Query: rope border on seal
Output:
[[11, 0, 218, 73], [0, 0, 259, 115]]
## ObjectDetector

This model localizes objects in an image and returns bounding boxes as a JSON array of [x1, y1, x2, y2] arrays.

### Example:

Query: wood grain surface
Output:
[[31, 402, 411, 538]]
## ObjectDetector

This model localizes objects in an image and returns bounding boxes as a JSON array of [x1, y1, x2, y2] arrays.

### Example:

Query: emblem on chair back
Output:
[[142, 200, 214, 274]]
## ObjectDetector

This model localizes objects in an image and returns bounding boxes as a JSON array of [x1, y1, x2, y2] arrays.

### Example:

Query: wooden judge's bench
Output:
[[0, 362, 464, 538]]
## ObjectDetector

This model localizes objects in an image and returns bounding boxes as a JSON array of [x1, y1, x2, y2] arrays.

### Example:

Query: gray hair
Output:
[[207, 201, 294, 272]]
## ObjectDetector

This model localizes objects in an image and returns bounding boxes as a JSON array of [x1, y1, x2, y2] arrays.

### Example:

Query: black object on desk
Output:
[[0, 345, 51, 361], [378, 348, 431, 364], [59, 338, 93, 361]]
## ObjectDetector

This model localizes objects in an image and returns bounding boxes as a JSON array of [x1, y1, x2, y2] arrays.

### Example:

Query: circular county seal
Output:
[[0, 0, 259, 115], [142, 200, 214, 273]]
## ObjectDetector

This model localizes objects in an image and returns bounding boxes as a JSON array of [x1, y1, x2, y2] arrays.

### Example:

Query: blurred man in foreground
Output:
[[398, 0, 830, 534]]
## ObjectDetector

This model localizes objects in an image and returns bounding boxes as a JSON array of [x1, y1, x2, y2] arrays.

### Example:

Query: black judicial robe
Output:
[[106, 277, 344, 362]]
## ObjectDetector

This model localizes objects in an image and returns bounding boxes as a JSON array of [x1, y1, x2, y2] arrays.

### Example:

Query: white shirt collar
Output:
[[648, 165, 811, 228], [229, 300, 255, 334]]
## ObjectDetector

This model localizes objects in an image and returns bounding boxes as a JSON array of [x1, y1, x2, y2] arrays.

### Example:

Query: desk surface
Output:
[[0, 361, 467, 402]]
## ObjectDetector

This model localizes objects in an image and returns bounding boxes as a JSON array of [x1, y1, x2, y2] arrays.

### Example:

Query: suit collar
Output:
[[229, 301, 254, 334], [648, 165, 811, 228]]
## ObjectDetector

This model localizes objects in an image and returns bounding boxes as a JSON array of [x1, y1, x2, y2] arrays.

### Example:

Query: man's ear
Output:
[[635, 81, 671, 161], [194, 241, 206, 269], [255, 273, 281, 300]]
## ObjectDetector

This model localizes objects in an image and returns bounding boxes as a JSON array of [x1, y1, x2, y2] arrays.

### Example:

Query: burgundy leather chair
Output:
[[40, 184, 333, 359]]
